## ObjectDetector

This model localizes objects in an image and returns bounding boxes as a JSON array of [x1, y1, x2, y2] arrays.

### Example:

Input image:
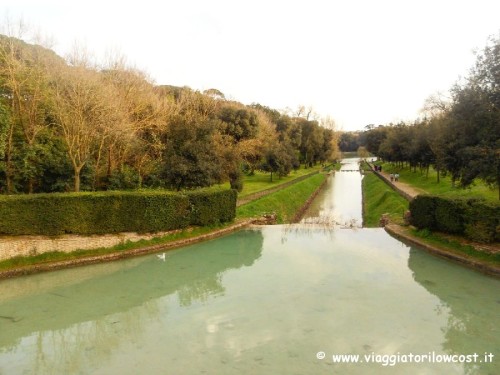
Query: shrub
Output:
[[229, 169, 244, 193], [107, 166, 141, 190], [187, 188, 237, 226], [0, 188, 236, 236], [410, 195, 500, 243], [434, 197, 467, 234], [409, 195, 438, 230], [464, 200, 500, 243]]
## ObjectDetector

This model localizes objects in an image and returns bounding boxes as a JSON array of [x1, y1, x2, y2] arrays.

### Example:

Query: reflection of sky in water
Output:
[[0, 226, 498, 375], [301, 157, 363, 227]]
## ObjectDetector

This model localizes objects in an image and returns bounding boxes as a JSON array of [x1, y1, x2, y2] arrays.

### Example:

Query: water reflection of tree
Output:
[[177, 274, 224, 306], [408, 248, 500, 375], [300, 213, 360, 228], [281, 223, 335, 243], [281, 216, 361, 244], [0, 229, 264, 374], [31, 302, 158, 375]]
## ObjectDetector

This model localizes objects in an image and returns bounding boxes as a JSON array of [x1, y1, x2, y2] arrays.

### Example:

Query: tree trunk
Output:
[[5, 118, 15, 194], [93, 137, 106, 191], [5, 167, 13, 193], [74, 170, 81, 192], [107, 144, 113, 178]]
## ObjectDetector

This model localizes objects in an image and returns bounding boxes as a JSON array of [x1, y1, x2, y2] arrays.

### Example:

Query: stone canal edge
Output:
[[0, 172, 329, 280], [385, 224, 500, 278], [0, 219, 255, 280]]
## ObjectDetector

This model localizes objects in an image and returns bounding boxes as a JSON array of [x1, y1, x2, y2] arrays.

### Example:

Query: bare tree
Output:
[[420, 92, 451, 118], [98, 60, 169, 187], [51, 58, 110, 192], [0, 20, 57, 192]]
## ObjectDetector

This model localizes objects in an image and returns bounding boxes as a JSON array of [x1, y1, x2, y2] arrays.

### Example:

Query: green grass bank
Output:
[[411, 228, 500, 266], [236, 173, 327, 223], [362, 172, 409, 227], [216, 165, 323, 198]]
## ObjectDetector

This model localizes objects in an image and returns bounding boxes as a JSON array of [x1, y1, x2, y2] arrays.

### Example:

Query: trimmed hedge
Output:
[[464, 200, 500, 243], [187, 188, 237, 226], [407, 195, 438, 230], [434, 197, 467, 234], [0, 189, 236, 236], [410, 195, 500, 243]]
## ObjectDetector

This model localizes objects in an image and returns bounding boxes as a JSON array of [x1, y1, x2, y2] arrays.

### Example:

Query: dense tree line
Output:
[[0, 34, 339, 193], [361, 35, 500, 199], [338, 132, 362, 152]]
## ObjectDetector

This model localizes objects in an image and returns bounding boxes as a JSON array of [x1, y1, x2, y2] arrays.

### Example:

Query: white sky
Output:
[[2, 0, 500, 131]]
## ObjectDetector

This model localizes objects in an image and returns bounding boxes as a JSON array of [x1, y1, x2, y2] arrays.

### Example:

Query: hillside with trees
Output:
[[0, 35, 339, 194]]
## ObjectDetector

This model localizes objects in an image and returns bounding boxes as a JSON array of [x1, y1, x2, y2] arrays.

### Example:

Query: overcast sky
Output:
[[2, 0, 500, 131]]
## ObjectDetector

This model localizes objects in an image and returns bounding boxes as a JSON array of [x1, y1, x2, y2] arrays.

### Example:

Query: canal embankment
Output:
[[0, 219, 255, 279], [361, 171, 408, 226], [385, 224, 500, 277], [236, 173, 328, 223], [0, 171, 329, 278], [361, 160, 500, 276], [236, 170, 320, 207]]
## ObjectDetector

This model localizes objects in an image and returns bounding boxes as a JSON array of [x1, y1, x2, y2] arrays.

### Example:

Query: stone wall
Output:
[[0, 230, 178, 262]]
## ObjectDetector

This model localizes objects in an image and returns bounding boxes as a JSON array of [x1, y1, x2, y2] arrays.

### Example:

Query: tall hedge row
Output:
[[410, 195, 500, 243], [186, 189, 237, 226], [0, 189, 236, 236]]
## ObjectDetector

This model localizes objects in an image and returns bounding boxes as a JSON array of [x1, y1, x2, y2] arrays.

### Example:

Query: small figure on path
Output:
[[390, 173, 394, 182], [394, 173, 399, 182]]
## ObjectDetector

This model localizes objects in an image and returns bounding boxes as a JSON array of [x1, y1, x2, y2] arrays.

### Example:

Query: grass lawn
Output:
[[236, 173, 327, 223], [380, 163, 497, 201], [217, 164, 323, 198], [362, 172, 409, 227]]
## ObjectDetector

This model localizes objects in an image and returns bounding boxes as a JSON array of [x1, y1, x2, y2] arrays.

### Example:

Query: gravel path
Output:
[[367, 163, 424, 201]]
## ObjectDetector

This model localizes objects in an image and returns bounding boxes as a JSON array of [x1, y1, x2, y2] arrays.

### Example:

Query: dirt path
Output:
[[367, 163, 424, 200], [378, 170, 424, 198]]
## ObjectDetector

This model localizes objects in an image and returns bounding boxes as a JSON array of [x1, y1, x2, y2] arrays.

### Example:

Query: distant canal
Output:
[[0, 158, 498, 374], [301, 157, 364, 227]]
